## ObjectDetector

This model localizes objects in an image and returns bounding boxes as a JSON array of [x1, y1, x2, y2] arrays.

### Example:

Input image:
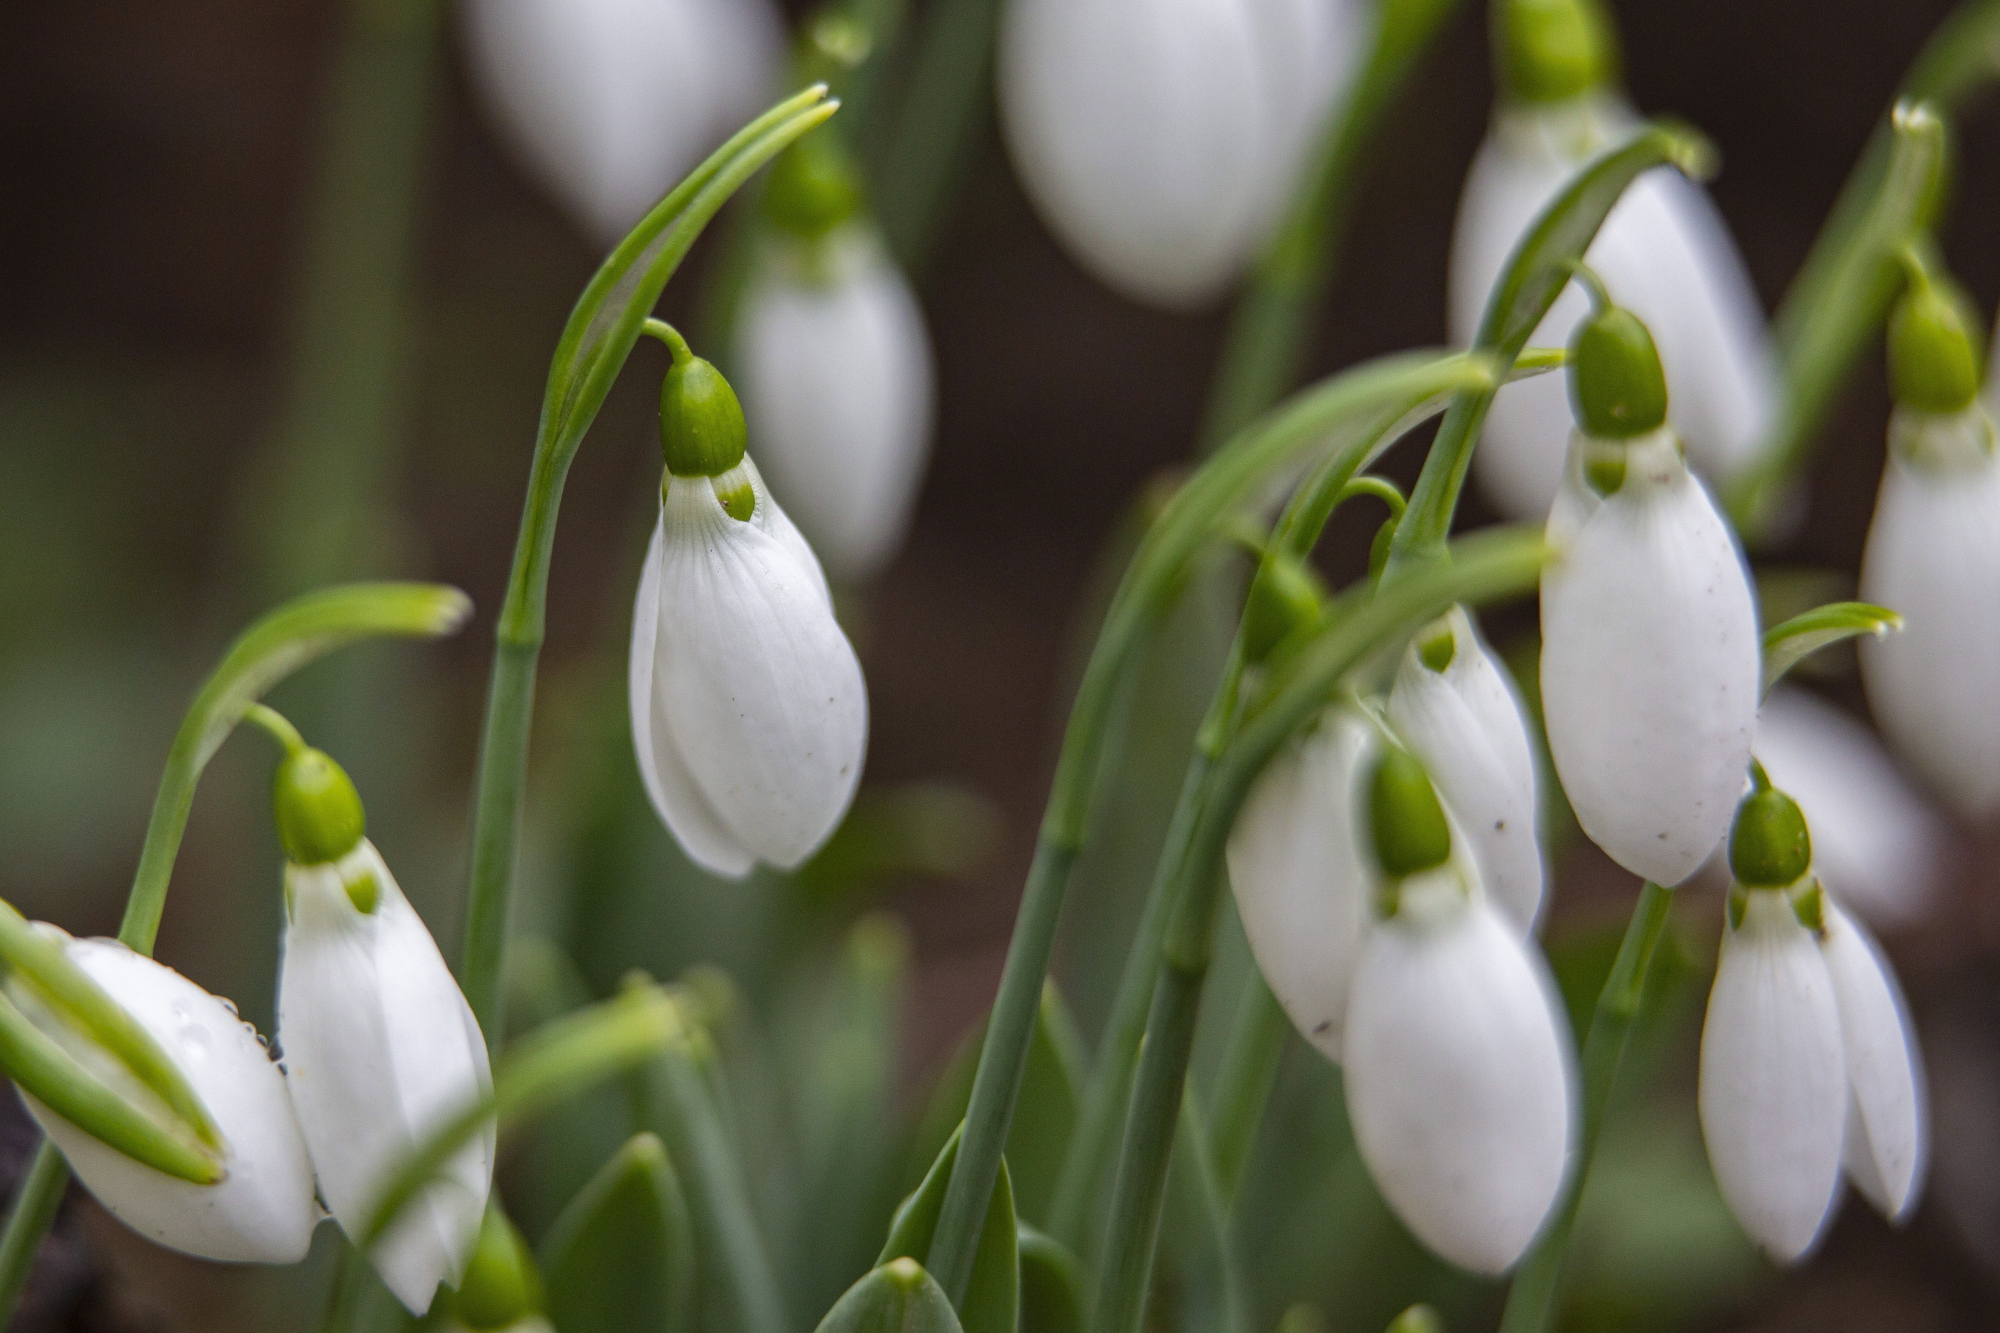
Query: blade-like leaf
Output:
[[1760, 602, 1902, 699], [816, 1259, 966, 1333], [541, 1132, 696, 1333], [881, 1126, 1019, 1333], [1017, 1226, 1083, 1333]]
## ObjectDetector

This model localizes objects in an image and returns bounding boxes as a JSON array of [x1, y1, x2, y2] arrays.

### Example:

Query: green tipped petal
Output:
[[1369, 747, 1453, 879]]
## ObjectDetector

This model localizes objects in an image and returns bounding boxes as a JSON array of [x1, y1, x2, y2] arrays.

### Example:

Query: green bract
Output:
[[1496, 0, 1616, 104], [273, 748, 367, 869], [1369, 747, 1453, 880], [1568, 304, 1668, 438], [1887, 265, 1983, 413], [1728, 786, 1812, 890]]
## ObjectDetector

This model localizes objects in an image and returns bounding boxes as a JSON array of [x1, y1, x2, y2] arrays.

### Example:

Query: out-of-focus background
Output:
[[3, 0, 2000, 1329]]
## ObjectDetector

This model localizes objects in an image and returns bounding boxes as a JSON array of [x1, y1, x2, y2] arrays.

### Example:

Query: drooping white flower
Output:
[[1540, 426, 1761, 885], [734, 226, 935, 582], [1699, 884, 1847, 1263], [1819, 898, 1927, 1221], [280, 841, 495, 1313], [1388, 607, 1545, 933], [997, 0, 1360, 309], [461, 0, 784, 245], [1225, 706, 1376, 1062], [1859, 404, 2000, 820], [1449, 97, 1776, 519], [1755, 687, 1944, 931], [10, 932, 319, 1263]]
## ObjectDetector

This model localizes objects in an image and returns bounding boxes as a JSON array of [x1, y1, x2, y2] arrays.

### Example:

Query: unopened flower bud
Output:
[[1568, 303, 1668, 439], [1495, 0, 1616, 105], [1242, 555, 1324, 664], [1368, 748, 1453, 880], [1728, 784, 1812, 890], [273, 747, 366, 869], [1888, 267, 1983, 415]]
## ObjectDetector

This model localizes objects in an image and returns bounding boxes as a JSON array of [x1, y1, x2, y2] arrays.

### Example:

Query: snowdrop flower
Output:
[[1860, 265, 2000, 820], [6, 931, 318, 1263], [1699, 780, 1928, 1262], [1540, 296, 1760, 886], [1755, 687, 1943, 931], [630, 330, 868, 875], [1450, 0, 1775, 518], [1341, 747, 1576, 1274], [462, 0, 783, 245], [734, 138, 935, 582], [1388, 607, 1545, 933], [998, 0, 1360, 308], [274, 746, 494, 1313]]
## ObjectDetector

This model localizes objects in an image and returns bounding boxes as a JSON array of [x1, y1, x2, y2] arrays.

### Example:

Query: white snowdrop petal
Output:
[[17, 938, 319, 1264], [1819, 901, 1927, 1220], [462, 0, 783, 245], [1698, 890, 1847, 1262], [736, 230, 936, 582], [1226, 708, 1375, 1062], [1755, 688, 1942, 930], [1859, 410, 2000, 819], [1342, 880, 1576, 1274], [280, 846, 494, 1313], [1540, 431, 1760, 885], [1389, 607, 1545, 932]]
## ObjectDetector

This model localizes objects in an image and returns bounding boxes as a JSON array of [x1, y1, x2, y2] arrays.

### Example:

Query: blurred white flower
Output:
[[1860, 404, 2000, 821], [1388, 607, 1545, 933], [280, 841, 494, 1313], [1226, 706, 1376, 1062], [462, 0, 783, 245], [11, 932, 319, 1263], [1449, 96, 1775, 518], [1540, 426, 1760, 885], [735, 226, 935, 582], [998, 0, 1360, 308]]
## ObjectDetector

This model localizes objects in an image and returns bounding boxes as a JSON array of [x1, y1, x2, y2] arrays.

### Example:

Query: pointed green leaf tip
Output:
[[1568, 303, 1667, 439], [1889, 262, 1984, 414], [455, 1206, 543, 1330], [273, 748, 366, 870], [1496, 0, 1617, 104], [879, 1125, 1017, 1333], [1729, 785, 1812, 889], [816, 1259, 965, 1333], [541, 1132, 694, 1333], [1760, 600, 1901, 698], [1369, 747, 1452, 879], [1243, 556, 1324, 664], [660, 344, 748, 479]]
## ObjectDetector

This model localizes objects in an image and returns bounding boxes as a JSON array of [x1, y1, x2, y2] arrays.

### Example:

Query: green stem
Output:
[[1206, 974, 1288, 1203], [1496, 880, 1673, 1333], [0, 1146, 69, 1320], [875, 0, 1003, 274]]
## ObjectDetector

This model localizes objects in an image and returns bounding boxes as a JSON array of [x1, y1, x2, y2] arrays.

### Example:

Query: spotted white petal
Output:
[[280, 844, 494, 1313], [1449, 97, 1776, 518], [1540, 428, 1761, 885], [735, 228, 936, 583], [1389, 607, 1545, 933], [1226, 706, 1374, 1062], [13, 934, 319, 1263], [462, 0, 783, 245], [1859, 405, 2000, 820], [998, 0, 1359, 309], [1698, 888, 1847, 1262], [1342, 870, 1576, 1274], [1755, 688, 1943, 930], [629, 461, 868, 875], [1818, 899, 1928, 1221]]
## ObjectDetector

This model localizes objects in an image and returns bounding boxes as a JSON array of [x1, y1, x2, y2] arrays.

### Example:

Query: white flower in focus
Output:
[[1860, 404, 2000, 820], [10, 932, 319, 1263], [1755, 687, 1944, 931], [998, 0, 1359, 308], [281, 839, 495, 1313], [1388, 607, 1545, 932], [1225, 706, 1375, 1062], [462, 0, 783, 245], [735, 226, 935, 582], [1819, 899, 1927, 1221], [1540, 426, 1760, 886]]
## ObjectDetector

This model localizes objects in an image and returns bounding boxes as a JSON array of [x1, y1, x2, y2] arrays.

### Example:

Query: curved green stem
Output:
[[0, 1148, 69, 1319], [1496, 881, 1674, 1333], [242, 702, 309, 756], [1206, 974, 1288, 1203]]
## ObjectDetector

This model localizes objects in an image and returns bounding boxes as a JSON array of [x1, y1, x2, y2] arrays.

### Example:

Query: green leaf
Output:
[[1016, 1226, 1082, 1333], [881, 1126, 1019, 1333], [1760, 602, 1902, 698], [541, 1133, 695, 1333], [815, 1259, 965, 1333]]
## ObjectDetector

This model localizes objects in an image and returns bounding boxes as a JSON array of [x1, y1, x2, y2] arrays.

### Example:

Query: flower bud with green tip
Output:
[[1242, 555, 1324, 664], [1495, 0, 1616, 105], [1888, 262, 1983, 415]]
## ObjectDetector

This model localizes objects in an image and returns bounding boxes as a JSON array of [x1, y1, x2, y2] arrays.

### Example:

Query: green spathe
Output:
[[1369, 747, 1453, 879], [1728, 786, 1812, 889], [1888, 266, 1983, 413], [273, 747, 366, 869], [1568, 305, 1668, 439], [1496, 0, 1617, 104]]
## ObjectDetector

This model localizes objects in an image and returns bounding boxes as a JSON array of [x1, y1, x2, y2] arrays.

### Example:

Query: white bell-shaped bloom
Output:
[[1450, 97, 1776, 518], [1755, 688, 1944, 930], [1226, 706, 1376, 1062], [1859, 404, 2000, 820], [11, 932, 318, 1263], [1819, 898, 1928, 1221], [1341, 862, 1576, 1274], [1698, 886, 1846, 1263], [998, 0, 1360, 308], [1540, 427, 1761, 885], [280, 842, 495, 1314], [734, 227, 935, 582], [462, 0, 783, 245], [1388, 607, 1545, 933], [629, 457, 868, 876]]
